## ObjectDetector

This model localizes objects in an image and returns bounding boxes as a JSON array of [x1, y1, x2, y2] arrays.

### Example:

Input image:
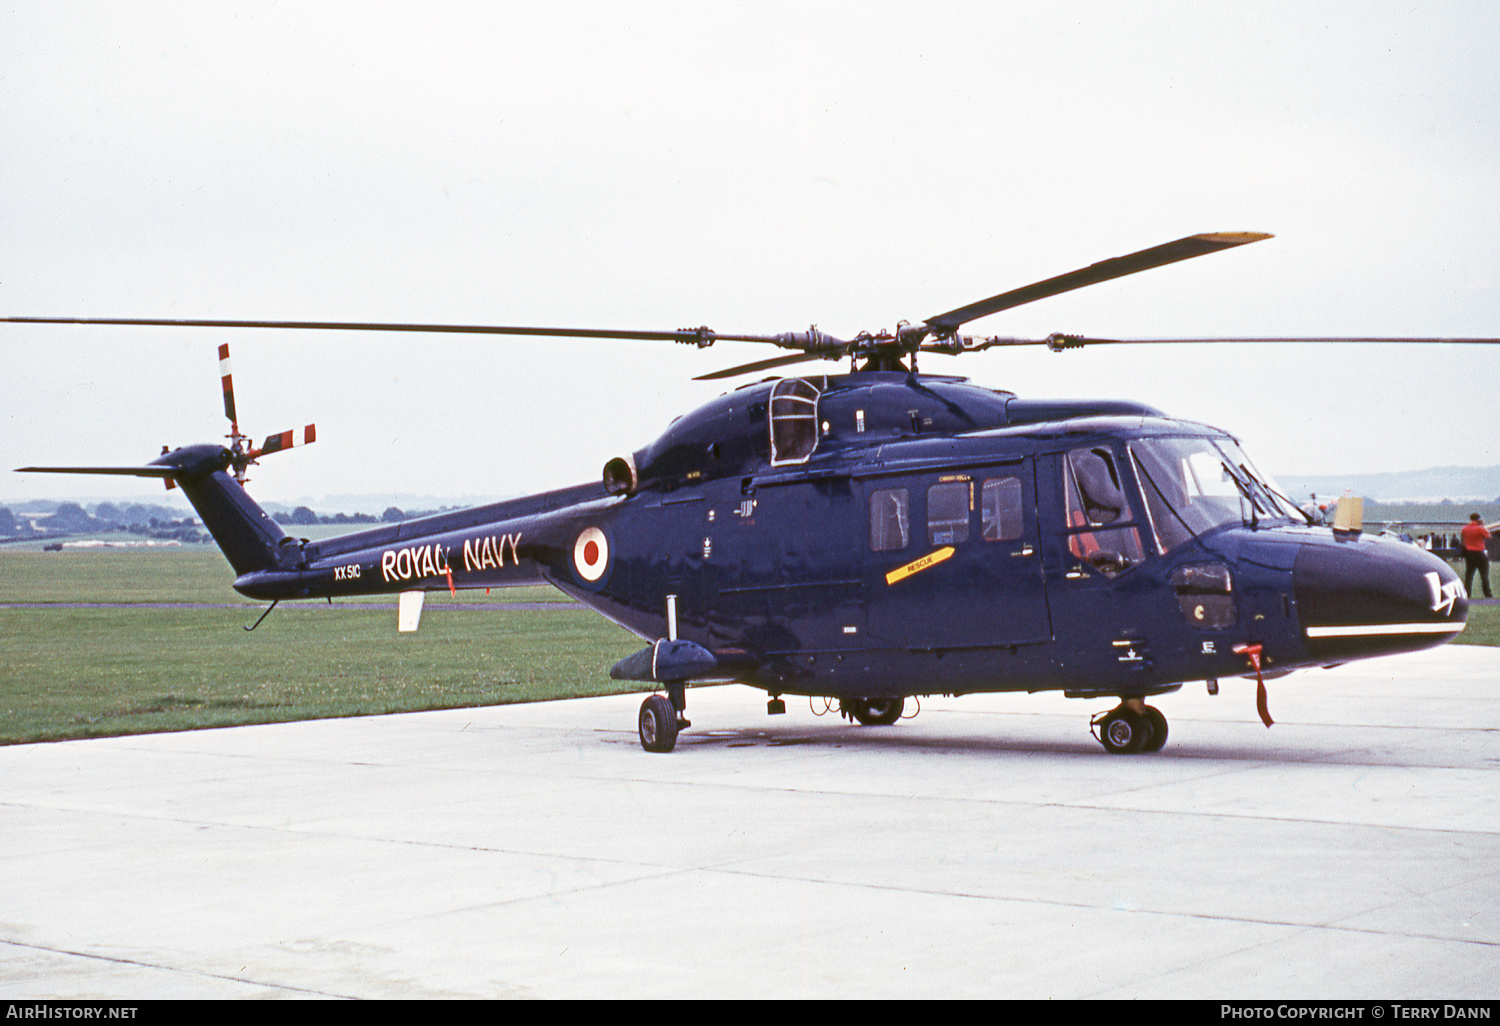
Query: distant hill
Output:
[[1, 493, 500, 519], [260, 493, 507, 517], [1363, 500, 1500, 526], [0, 493, 498, 543], [1278, 466, 1500, 503]]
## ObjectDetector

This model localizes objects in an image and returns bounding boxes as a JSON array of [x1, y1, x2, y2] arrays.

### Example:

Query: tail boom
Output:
[[231, 488, 611, 602]]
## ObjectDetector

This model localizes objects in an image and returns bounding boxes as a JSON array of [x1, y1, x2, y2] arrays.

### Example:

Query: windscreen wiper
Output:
[[1222, 462, 1264, 529], [1238, 465, 1312, 526]]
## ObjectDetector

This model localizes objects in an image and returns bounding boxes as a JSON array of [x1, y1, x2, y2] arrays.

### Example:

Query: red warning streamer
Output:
[[1233, 642, 1274, 728]]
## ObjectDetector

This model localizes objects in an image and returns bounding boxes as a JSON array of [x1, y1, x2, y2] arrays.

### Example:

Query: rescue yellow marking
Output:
[[885, 546, 955, 585]]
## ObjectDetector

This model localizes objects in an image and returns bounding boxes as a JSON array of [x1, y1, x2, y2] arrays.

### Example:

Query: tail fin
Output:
[[17, 443, 302, 575]]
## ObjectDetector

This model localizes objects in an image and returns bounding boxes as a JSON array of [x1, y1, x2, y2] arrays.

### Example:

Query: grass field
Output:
[[0, 549, 642, 745], [0, 548, 571, 605], [1455, 602, 1500, 646], [1, 548, 1495, 746]]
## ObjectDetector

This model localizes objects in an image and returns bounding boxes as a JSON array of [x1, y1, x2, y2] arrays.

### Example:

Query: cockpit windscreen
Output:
[[1130, 436, 1303, 553]]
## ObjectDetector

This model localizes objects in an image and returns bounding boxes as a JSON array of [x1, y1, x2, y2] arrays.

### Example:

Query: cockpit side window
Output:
[[769, 378, 821, 466], [1068, 446, 1129, 525], [1063, 446, 1144, 574]]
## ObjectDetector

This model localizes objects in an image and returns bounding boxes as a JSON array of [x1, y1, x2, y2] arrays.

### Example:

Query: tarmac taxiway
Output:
[[1, 645, 1497, 999]]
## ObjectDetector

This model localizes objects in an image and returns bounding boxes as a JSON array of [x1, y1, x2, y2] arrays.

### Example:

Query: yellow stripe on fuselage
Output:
[[885, 546, 955, 585]]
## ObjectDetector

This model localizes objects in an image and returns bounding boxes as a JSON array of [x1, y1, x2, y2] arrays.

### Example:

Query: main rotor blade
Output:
[[1041, 335, 1500, 346], [924, 334, 1500, 355], [693, 351, 838, 381], [1071, 336, 1500, 345], [0, 315, 800, 347], [923, 232, 1272, 334]]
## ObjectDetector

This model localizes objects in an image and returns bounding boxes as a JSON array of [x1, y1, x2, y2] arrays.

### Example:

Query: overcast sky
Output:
[[2, 1, 1497, 508]]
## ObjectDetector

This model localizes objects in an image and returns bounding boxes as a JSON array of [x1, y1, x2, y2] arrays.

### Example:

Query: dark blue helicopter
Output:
[[11, 232, 1487, 753]]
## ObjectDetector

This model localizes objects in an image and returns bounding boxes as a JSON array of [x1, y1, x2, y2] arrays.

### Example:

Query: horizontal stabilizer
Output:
[[16, 465, 177, 477]]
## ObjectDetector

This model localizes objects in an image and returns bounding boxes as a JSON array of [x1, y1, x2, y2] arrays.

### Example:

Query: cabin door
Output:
[[707, 475, 866, 654], [863, 459, 1052, 649]]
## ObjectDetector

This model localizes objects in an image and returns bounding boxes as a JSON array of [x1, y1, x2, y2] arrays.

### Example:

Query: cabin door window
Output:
[[926, 481, 971, 546], [869, 487, 910, 551], [981, 476, 1023, 541]]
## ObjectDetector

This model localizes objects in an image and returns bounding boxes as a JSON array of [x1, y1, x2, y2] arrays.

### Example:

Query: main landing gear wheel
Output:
[[1092, 702, 1168, 754], [638, 694, 679, 753], [1141, 706, 1168, 752], [840, 696, 904, 726]]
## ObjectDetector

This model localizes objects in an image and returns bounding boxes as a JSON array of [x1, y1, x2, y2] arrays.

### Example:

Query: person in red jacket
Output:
[[1461, 513, 1493, 598]]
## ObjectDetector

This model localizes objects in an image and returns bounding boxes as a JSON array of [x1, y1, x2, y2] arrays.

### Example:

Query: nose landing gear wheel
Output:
[[1092, 703, 1167, 754], [638, 694, 680, 753]]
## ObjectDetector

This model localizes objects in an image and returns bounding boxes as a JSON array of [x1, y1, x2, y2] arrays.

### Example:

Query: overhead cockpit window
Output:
[[769, 378, 821, 466]]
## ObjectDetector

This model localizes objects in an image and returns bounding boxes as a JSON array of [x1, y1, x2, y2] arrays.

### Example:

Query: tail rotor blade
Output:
[[251, 425, 316, 458], [218, 343, 238, 428]]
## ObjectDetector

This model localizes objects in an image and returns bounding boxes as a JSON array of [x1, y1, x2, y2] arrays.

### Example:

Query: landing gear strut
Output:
[[1091, 699, 1168, 754], [638, 684, 691, 753]]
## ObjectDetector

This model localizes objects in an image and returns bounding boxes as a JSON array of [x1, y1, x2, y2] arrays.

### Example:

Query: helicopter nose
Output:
[[1294, 537, 1468, 661]]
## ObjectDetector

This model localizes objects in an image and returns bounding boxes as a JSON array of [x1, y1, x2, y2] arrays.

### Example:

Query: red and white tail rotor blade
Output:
[[250, 425, 316, 458], [218, 343, 238, 430]]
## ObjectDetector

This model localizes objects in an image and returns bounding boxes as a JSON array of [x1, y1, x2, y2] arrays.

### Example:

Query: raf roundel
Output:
[[574, 526, 609, 582]]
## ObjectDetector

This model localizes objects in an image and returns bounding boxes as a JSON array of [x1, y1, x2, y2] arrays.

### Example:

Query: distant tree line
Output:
[[0, 500, 466, 543], [274, 507, 381, 526], [0, 502, 207, 543], [271, 506, 457, 526]]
